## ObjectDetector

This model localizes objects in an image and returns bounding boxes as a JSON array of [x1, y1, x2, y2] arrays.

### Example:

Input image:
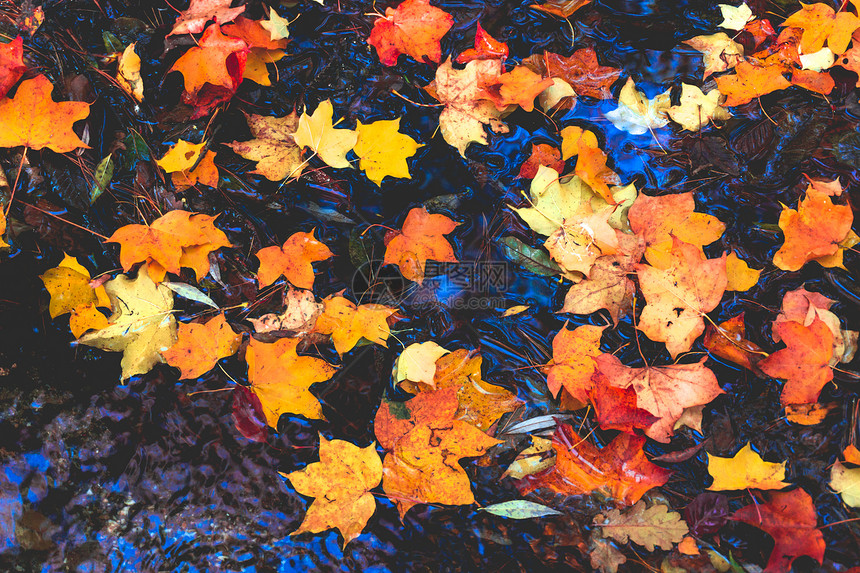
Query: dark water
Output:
[[1, 0, 859, 571]]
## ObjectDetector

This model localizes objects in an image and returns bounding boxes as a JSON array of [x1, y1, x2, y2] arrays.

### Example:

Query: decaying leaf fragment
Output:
[[594, 500, 688, 551], [284, 436, 383, 547]]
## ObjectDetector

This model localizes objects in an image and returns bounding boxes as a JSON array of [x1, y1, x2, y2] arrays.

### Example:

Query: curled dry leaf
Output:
[[249, 288, 322, 335]]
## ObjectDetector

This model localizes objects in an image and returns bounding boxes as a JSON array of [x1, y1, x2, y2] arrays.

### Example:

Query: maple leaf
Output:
[[0, 74, 90, 152], [559, 231, 644, 325], [393, 341, 450, 387], [292, 99, 358, 169], [168, 23, 248, 117], [628, 192, 724, 261], [725, 251, 762, 291], [589, 371, 659, 433], [284, 436, 382, 547], [40, 254, 111, 338], [226, 111, 303, 181], [516, 422, 672, 505], [248, 287, 322, 335], [758, 317, 834, 406], [383, 206, 458, 284], [107, 210, 231, 283], [168, 0, 245, 36], [245, 337, 337, 426], [254, 230, 333, 289], [374, 387, 502, 517], [156, 140, 219, 190], [0, 36, 26, 98], [772, 188, 853, 271], [430, 58, 506, 157], [530, 0, 592, 17], [116, 43, 144, 102], [162, 313, 241, 379], [731, 489, 825, 573], [221, 17, 288, 86], [783, 2, 860, 55], [595, 353, 724, 443], [543, 324, 606, 401], [773, 286, 857, 366], [666, 84, 732, 131], [718, 2, 754, 31], [479, 65, 553, 112], [544, 207, 619, 278], [594, 501, 689, 551], [354, 118, 423, 186], [589, 538, 627, 573], [714, 61, 791, 106], [636, 238, 727, 359], [313, 296, 397, 355], [455, 22, 508, 64], [518, 143, 565, 178], [684, 33, 744, 78], [605, 78, 671, 135], [560, 125, 621, 204], [367, 0, 454, 66], [830, 460, 860, 507], [77, 266, 178, 380], [703, 312, 765, 372], [534, 49, 621, 99], [538, 78, 577, 111], [706, 443, 790, 491], [260, 9, 290, 41]]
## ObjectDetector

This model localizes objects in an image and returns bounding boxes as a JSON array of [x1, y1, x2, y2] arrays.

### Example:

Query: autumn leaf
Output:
[[783, 2, 860, 55], [156, 140, 219, 190], [167, 23, 248, 117], [503, 436, 554, 480], [116, 43, 144, 102], [589, 371, 659, 433], [628, 192, 725, 261], [530, 0, 592, 18], [0, 36, 27, 98], [479, 65, 553, 112], [516, 422, 672, 505], [455, 22, 508, 64], [393, 341, 450, 387], [772, 188, 853, 271], [718, 2, 753, 30], [605, 77, 671, 135], [595, 353, 724, 443], [292, 99, 358, 169], [77, 266, 178, 380], [830, 460, 860, 507], [703, 313, 764, 372], [543, 324, 606, 402], [684, 33, 744, 78], [772, 286, 857, 365], [354, 118, 423, 186], [430, 58, 506, 156], [706, 443, 790, 491], [666, 84, 732, 131], [383, 206, 458, 284], [731, 489, 825, 573], [260, 9, 290, 41], [635, 237, 727, 359], [249, 287, 322, 335], [715, 61, 791, 107], [0, 74, 90, 152], [544, 207, 618, 278], [107, 210, 231, 283], [313, 296, 397, 355], [162, 313, 241, 379], [589, 538, 627, 573], [367, 0, 454, 66], [284, 436, 382, 547], [221, 17, 288, 87], [246, 337, 337, 426], [525, 48, 621, 99], [758, 317, 834, 407], [725, 251, 762, 291], [168, 0, 245, 36], [559, 125, 621, 204], [40, 254, 111, 338], [255, 230, 333, 289], [0, 210, 8, 248], [594, 501, 688, 551], [226, 111, 304, 181], [374, 387, 501, 517], [517, 143, 564, 179]]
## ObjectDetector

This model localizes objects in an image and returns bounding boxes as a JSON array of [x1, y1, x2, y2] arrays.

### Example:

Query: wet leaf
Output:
[[225, 111, 304, 181], [292, 100, 358, 169], [254, 230, 333, 290], [354, 118, 423, 186], [594, 501, 688, 551], [707, 443, 789, 491], [830, 460, 860, 507], [480, 500, 562, 519], [0, 36, 26, 98], [313, 296, 397, 355], [367, 0, 453, 66], [168, 0, 245, 36], [383, 207, 458, 284], [162, 313, 241, 379]]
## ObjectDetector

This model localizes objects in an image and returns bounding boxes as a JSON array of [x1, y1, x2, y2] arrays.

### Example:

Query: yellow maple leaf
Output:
[[313, 296, 397, 355], [354, 118, 423, 186], [292, 99, 358, 169], [707, 443, 790, 491], [40, 254, 111, 338], [156, 140, 219, 190], [725, 251, 762, 291], [226, 111, 304, 181]]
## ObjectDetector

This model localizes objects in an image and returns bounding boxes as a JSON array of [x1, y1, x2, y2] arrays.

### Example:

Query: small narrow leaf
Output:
[[481, 500, 562, 519], [90, 155, 114, 204], [162, 282, 219, 309]]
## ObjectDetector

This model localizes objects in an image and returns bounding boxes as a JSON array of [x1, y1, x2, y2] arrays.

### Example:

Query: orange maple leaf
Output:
[[636, 237, 727, 359], [732, 489, 825, 573], [375, 387, 501, 517], [168, 23, 248, 117], [772, 188, 853, 271], [628, 191, 725, 260], [516, 422, 672, 505], [759, 317, 834, 407], [455, 22, 508, 64], [589, 371, 659, 434], [312, 296, 397, 355], [168, 0, 246, 36], [525, 48, 621, 100], [383, 207, 458, 284], [560, 125, 621, 204], [783, 2, 860, 55], [162, 313, 241, 379], [518, 143, 564, 179], [255, 230, 333, 289], [530, 0, 593, 18], [0, 74, 90, 153], [544, 323, 606, 402], [221, 16, 288, 86], [367, 0, 454, 66], [595, 353, 724, 443], [715, 61, 791, 107], [246, 337, 338, 426], [107, 210, 231, 283], [703, 313, 765, 372], [0, 36, 26, 98], [479, 65, 553, 112]]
